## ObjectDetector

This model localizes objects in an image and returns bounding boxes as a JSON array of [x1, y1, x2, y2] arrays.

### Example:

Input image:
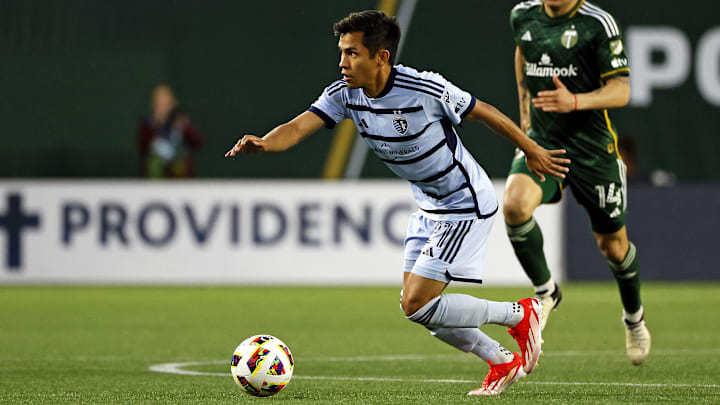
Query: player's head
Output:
[[333, 11, 401, 89]]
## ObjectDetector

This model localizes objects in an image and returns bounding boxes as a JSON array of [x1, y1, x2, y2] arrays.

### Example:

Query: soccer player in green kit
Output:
[[503, 0, 650, 365]]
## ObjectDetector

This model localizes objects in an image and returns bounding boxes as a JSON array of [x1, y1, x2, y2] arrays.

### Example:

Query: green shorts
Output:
[[508, 148, 628, 234]]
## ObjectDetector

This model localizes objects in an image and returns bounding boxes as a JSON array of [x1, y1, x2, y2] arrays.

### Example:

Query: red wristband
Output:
[[573, 94, 578, 111]]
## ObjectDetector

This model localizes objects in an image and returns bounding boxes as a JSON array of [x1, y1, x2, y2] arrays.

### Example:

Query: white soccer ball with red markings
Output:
[[230, 335, 294, 397]]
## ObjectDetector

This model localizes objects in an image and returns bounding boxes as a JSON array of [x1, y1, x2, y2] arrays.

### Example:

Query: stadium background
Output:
[[1, 0, 719, 282]]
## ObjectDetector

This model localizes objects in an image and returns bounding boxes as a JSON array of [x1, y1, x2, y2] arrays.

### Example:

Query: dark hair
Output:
[[333, 10, 401, 65]]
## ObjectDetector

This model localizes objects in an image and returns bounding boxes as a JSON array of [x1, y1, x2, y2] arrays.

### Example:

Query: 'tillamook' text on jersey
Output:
[[309, 65, 497, 220]]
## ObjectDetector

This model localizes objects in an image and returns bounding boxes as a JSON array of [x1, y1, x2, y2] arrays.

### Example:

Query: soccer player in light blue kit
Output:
[[226, 11, 570, 395]]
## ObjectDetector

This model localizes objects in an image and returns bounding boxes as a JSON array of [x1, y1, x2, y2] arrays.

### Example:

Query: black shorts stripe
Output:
[[395, 72, 444, 92], [394, 84, 443, 99], [345, 103, 423, 114], [436, 224, 453, 249], [445, 271, 483, 284], [438, 221, 465, 262], [410, 161, 458, 183], [447, 220, 475, 263], [380, 139, 447, 165], [361, 122, 432, 142], [440, 220, 471, 262]]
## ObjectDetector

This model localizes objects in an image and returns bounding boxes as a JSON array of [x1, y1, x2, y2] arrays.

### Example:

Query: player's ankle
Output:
[[534, 279, 555, 297]]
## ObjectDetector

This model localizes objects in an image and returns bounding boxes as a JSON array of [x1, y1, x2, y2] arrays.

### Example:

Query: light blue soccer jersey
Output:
[[309, 65, 497, 220]]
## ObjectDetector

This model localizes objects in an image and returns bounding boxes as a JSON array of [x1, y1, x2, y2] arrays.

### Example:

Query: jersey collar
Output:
[[372, 67, 397, 99], [540, 0, 584, 23]]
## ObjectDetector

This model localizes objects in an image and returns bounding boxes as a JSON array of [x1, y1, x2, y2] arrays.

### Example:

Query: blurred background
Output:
[[1, 0, 718, 283]]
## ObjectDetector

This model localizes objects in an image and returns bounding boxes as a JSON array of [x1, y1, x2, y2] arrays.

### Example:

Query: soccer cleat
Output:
[[536, 283, 562, 331], [507, 298, 542, 373], [624, 317, 651, 365], [467, 352, 526, 396]]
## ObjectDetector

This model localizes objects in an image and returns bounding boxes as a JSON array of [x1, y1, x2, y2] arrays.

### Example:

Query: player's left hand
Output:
[[532, 76, 576, 113], [525, 143, 571, 182]]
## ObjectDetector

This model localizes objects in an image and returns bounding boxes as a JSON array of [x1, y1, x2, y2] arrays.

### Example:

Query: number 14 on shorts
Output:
[[595, 182, 624, 218]]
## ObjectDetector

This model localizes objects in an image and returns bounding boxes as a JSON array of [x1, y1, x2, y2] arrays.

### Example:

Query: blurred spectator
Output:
[[138, 84, 203, 178]]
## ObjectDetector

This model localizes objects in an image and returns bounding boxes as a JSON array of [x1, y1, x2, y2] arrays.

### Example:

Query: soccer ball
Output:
[[230, 334, 294, 397]]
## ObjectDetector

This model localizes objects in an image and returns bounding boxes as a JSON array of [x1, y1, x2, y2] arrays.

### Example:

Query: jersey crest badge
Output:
[[521, 30, 532, 41], [561, 25, 578, 49], [392, 116, 409, 135], [610, 40, 624, 55]]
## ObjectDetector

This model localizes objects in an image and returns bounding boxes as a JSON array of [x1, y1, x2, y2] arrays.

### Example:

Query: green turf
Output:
[[1, 283, 719, 404]]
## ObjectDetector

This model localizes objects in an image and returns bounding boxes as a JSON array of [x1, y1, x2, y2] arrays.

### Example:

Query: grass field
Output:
[[2, 283, 719, 404]]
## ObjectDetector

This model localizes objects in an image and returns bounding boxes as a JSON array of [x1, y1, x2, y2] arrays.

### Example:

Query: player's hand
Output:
[[524, 143, 571, 182], [532, 76, 576, 113], [225, 135, 267, 157]]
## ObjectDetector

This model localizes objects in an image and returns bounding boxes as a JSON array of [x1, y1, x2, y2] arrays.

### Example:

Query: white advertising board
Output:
[[0, 180, 563, 285]]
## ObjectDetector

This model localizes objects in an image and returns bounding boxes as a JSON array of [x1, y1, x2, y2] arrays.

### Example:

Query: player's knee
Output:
[[597, 237, 627, 262], [401, 293, 429, 318], [502, 197, 533, 225]]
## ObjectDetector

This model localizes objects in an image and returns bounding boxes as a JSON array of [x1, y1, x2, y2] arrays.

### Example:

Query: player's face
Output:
[[338, 32, 380, 89]]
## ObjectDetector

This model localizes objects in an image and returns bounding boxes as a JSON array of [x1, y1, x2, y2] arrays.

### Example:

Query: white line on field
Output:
[[147, 357, 720, 389]]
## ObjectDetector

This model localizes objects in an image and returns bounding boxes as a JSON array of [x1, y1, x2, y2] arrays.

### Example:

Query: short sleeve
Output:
[[308, 80, 347, 129], [434, 79, 476, 126], [595, 16, 630, 80]]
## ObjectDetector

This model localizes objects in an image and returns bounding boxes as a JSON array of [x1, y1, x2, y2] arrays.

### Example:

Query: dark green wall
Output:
[[1, 1, 718, 180]]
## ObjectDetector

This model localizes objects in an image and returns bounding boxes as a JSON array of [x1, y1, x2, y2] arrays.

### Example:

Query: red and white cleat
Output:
[[467, 352, 526, 396], [507, 297, 543, 373]]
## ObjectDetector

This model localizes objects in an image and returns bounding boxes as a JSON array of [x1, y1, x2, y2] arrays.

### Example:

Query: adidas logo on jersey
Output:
[[521, 31, 532, 41], [421, 247, 434, 258]]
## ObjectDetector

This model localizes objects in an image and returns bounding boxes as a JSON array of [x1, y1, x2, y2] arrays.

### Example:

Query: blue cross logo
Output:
[[0, 193, 41, 270]]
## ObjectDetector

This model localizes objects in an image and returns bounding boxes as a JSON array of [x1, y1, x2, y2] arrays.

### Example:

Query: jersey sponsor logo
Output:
[[372, 142, 419, 160], [392, 115, 409, 135], [610, 39, 624, 55], [611, 57, 628, 69], [525, 62, 579, 78], [561, 26, 579, 49], [521, 30, 533, 41]]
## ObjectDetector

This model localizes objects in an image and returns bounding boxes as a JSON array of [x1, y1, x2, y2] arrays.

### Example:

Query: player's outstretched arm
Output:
[[515, 46, 531, 132], [532, 75, 630, 113], [466, 100, 570, 182], [225, 111, 325, 157]]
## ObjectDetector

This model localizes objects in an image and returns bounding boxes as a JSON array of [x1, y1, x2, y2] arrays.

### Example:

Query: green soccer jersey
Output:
[[510, 0, 629, 169]]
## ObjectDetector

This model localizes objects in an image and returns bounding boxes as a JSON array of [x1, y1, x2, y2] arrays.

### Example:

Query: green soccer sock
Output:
[[506, 217, 552, 287], [608, 242, 642, 313]]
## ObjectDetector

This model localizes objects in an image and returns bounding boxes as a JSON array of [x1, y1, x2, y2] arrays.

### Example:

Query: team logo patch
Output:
[[610, 40, 624, 55], [561, 25, 578, 49], [392, 116, 409, 135]]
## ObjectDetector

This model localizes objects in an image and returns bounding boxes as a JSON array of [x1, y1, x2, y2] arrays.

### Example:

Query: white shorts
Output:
[[403, 210, 495, 284]]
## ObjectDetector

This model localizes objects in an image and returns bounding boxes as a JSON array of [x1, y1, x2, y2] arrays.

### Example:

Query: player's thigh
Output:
[[505, 150, 562, 222], [568, 159, 628, 235]]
